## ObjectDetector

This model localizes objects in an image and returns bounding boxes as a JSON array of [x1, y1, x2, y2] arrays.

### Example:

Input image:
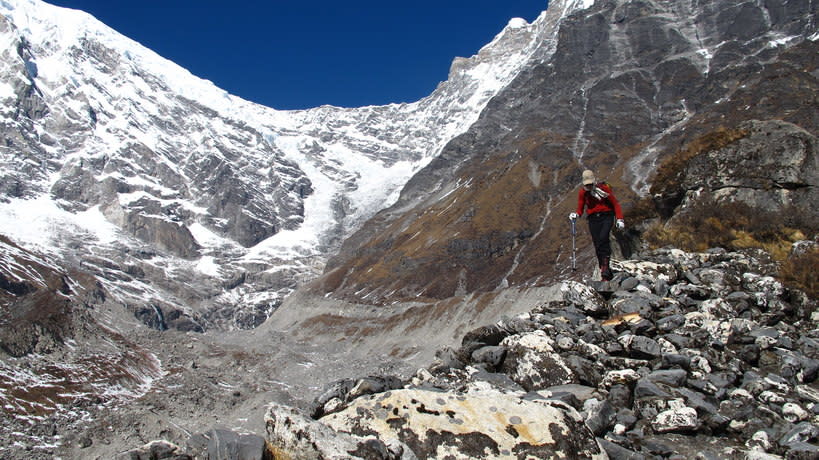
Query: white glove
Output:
[[569, 212, 579, 220], [616, 219, 625, 230]]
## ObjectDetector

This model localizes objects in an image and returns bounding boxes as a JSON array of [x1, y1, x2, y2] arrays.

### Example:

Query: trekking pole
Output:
[[570, 216, 577, 271]]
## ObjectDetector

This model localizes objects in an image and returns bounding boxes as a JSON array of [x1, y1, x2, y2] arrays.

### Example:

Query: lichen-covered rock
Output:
[[265, 402, 396, 460], [562, 281, 609, 317], [652, 405, 698, 433], [611, 260, 678, 284], [601, 369, 642, 388], [499, 330, 575, 391], [320, 388, 608, 459]]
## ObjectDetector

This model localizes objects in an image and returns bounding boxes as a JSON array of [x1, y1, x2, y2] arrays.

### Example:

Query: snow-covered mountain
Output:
[[1, 0, 816, 456], [0, 0, 586, 329]]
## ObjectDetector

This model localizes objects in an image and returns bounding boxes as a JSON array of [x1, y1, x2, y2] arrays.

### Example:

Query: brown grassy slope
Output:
[[0, 237, 161, 416]]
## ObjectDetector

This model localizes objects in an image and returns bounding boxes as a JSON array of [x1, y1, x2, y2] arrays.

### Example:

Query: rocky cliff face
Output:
[[321, 0, 818, 305]]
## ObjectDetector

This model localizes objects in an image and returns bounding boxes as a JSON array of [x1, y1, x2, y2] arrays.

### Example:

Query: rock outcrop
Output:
[[653, 120, 819, 223]]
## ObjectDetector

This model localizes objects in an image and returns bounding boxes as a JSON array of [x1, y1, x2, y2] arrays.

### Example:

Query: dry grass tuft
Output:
[[779, 248, 819, 299], [643, 198, 811, 254], [640, 195, 817, 298]]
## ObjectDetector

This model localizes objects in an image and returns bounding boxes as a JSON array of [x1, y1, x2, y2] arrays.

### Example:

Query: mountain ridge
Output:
[[0, 0, 586, 330]]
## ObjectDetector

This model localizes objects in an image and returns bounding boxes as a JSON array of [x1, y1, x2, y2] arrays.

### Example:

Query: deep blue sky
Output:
[[47, 0, 549, 110]]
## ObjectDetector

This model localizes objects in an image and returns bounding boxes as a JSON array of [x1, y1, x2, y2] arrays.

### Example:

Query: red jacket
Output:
[[576, 183, 623, 219]]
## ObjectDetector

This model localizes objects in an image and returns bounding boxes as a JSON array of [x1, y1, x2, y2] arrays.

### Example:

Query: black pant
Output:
[[588, 212, 614, 266]]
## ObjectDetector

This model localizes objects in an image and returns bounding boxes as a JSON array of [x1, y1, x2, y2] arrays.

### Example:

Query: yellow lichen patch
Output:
[[509, 422, 541, 444], [602, 313, 642, 326]]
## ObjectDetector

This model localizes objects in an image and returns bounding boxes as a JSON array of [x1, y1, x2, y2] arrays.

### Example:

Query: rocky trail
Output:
[[279, 247, 818, 459]]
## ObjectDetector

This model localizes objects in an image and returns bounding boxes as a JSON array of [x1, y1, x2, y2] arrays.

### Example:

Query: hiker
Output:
[[569, 170, 624, 281]]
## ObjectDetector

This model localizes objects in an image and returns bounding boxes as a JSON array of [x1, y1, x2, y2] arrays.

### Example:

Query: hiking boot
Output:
[[600, 257, 613, 281]]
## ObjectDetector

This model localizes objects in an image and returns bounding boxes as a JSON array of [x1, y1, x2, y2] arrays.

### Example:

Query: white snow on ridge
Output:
[[0, 0, 581, 318], [508, 17, 529, 29], [0, 0, 275, 124], [0, 196, 121, 251]]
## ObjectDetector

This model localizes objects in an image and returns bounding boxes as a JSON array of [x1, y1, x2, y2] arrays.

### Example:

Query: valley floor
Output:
[[0, 326, 404, 459], [3, 284, 561, 459]]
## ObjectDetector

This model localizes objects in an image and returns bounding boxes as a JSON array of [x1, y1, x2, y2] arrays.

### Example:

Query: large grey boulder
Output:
[[206, 429, 267, 460], [320, 388, 608, 460], [677, 120, 819, 223], [265, 402, 396, 460], [115, 440, 191, 460], [562, 281, 610, 317]]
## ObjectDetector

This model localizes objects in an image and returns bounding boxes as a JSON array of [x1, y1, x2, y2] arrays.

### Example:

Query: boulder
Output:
[[471, 346, 507, 369], [652, 406, 698, 433], [206, 429, 267, 460], [621, 335, 662, 360], [601, 369, 642, 388], [612, 260, 678, 284], [784, 442, 819, 459], [598, 438, 646, 460], [115, 440, 191, 460], [320, 388, 607, 459], [562, 281, 610, 317], [583, 398, 617, 436], [647, 370, 687, 387], [499, 331, 575, 391], [265, 402, 395, 460]]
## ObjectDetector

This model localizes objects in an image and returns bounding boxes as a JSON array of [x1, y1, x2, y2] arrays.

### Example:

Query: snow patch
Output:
[[0, 81, 15, 99], [196, 256, 221, 276], [0, 196, 121, 250], [768, 35, 799, 48], [189, 222, 236, 249], [508, 18, 529, 29], [574, 0, 596, 10]]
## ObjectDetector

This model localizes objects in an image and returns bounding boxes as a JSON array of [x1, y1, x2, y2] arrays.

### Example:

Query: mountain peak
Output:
[[507, 17, 529, 29]]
